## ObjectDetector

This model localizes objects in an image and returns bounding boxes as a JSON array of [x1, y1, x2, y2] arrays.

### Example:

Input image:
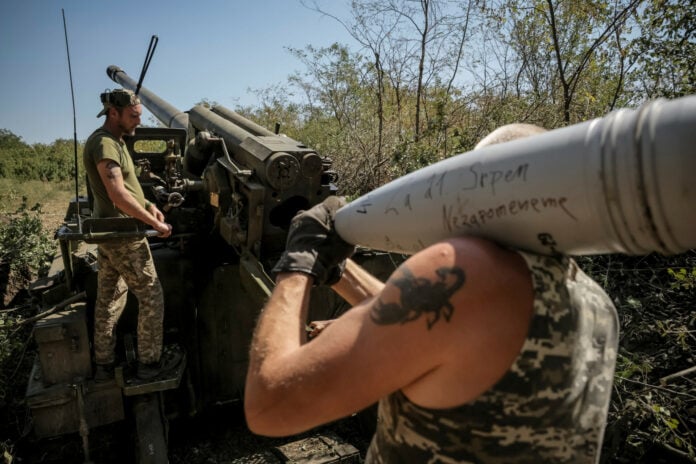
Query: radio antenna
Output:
[[61, 8, 82, 233], [135, 35, 158, 96]]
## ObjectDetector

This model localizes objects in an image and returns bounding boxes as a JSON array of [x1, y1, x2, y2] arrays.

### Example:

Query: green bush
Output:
[[0, 129, 81, 182], [0, 198, 53, 461], [577, 253, 696, 461], [0, 199, 54, 279]]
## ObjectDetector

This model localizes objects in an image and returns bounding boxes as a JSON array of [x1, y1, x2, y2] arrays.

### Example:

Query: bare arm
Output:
[[308, 259, 386, 338], [245, 265, 427, 437], [97, 159, 171, 237], [245, 237, 533, 437], [331, 258, 385, 305]]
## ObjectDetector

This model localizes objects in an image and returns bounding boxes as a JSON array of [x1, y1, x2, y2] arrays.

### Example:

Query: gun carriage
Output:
[[25, 65, 393, 463]]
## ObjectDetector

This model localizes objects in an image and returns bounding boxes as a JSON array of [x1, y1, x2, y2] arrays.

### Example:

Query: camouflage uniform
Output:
[[84, 128, 165, 366], [366, 252, 619, 463], [93, 238, 164, 364]]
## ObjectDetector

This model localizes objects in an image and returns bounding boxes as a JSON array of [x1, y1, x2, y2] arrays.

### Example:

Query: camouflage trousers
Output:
[[94, 237, 164, 365]]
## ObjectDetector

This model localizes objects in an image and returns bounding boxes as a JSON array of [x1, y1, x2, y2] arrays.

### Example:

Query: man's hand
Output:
[[147, 203, 172, 238], [148, 203, 166, 222], [98, 159, 172, 238], [153, 221, 172, 238], [272, 196, 355, 286]]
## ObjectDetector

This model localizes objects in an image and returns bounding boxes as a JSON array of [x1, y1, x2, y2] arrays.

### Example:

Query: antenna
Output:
[[135, 35, 158, 96], [62, 9, 82, 233]]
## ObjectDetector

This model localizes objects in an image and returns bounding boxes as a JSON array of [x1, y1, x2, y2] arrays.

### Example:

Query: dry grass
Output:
[[0, 179, 80, 232]]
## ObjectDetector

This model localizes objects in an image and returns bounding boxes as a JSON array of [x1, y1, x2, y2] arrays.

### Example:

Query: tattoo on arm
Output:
[[105, 161, 122, 180], [370, 265, 466, 329]]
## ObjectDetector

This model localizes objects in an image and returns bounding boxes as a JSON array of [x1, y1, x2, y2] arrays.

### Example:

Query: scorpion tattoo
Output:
[[371, 266, 466, 329]]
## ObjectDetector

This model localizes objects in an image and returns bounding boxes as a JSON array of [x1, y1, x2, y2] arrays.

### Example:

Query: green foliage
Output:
[[0, 193, 54, 455], [628, 0, 696, 101], [0, 301, 33, 464], [282, 43, 394, 195], [0, 198, 54, 278], [667, 267, 696, 290], [0, 183, 63, 460], [614, 352, 653, 380], [240, 83, 305, 136], [0, 129, 82, 182], [490, 0, 638, 123], [0, 130, 24, 150], [0, 308, 28, 392], [390, 138, 441, 176], [577, 252, 696, 461]]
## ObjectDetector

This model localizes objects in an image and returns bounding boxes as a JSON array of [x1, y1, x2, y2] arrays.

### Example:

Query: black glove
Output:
[[272, 196, 355, 286]]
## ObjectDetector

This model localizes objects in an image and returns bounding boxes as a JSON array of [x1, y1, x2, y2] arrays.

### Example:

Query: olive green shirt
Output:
[[83, 128, 146, 218]]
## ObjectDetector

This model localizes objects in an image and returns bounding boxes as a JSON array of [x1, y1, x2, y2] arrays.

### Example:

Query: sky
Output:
[[0, 0, 356, 144]]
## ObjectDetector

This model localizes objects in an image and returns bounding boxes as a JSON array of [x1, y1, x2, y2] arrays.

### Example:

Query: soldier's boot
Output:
[[136, 345, 184, 381]]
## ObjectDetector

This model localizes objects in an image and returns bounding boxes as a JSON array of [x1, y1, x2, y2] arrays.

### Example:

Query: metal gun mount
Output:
[[26, 65, 396, 463], [107, 64, 338, 261]]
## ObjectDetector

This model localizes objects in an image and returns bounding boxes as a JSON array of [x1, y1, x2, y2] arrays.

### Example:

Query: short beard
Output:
[[119, 122, 136, 136]]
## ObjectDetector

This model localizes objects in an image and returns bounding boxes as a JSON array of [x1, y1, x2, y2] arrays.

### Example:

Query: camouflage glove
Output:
[[271, 196, 355, 286]]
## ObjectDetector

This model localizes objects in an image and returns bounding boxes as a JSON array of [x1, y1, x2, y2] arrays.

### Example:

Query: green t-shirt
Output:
[[83, 128, 146, 218]]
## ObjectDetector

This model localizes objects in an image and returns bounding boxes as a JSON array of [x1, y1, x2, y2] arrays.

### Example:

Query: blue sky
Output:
[[0, 0, 356, 144]]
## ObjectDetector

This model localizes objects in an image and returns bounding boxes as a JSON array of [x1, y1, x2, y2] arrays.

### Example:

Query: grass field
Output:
[[0, 178, 82, 232]]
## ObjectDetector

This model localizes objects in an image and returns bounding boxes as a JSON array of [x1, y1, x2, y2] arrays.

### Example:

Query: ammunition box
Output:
[[25, 358, 124, 438], [34, 302, 91, 385]]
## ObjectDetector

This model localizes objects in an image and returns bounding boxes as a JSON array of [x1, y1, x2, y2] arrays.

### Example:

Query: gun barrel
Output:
[[104, 65, 337, 259], [106, 65, 189, 130], [335, 95, 696, 256], [211, 106, 275, 137], [188, 105, 254, 152], [106, 66, 260, 160]]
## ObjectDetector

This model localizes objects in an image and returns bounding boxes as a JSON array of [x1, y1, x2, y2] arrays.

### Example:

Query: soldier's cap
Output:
[[97, 88, 141, 117]]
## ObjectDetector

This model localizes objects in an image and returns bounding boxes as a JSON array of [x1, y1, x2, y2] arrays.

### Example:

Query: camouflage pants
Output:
[[94, 237, 164, 365]]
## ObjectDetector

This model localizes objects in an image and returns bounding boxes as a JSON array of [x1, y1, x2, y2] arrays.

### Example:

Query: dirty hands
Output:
[[272, 196, 355, 286]]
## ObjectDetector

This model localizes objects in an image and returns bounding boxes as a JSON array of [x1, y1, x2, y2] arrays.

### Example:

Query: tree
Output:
[[627, 0, 696, 101], [302, 0, 400, 186], [482, 0, 640, 125], [305, 0, 478, 157], [0, 129, 25, 150], [285, 43, 389, 194], [0, 129, 81, 182]]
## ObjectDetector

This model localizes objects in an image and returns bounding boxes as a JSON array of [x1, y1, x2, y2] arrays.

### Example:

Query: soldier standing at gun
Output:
[[84, 88, 175, 381], [245, 125, 619, 463]]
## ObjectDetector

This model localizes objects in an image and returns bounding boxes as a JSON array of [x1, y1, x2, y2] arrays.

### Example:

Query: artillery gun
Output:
[[24, 65, 394, 463]]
